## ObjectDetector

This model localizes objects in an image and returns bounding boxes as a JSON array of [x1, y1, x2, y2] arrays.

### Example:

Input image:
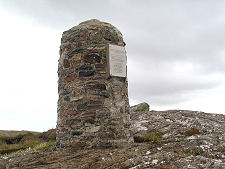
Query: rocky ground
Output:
[[0, 105, 225, 169]]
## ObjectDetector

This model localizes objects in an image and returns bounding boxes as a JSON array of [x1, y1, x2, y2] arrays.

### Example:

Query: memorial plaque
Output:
[[107, 44, 127, 77]]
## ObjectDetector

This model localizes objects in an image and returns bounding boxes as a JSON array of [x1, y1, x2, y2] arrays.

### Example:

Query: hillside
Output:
[[0, 105, 225, 168], [0, 129, 55, 158]]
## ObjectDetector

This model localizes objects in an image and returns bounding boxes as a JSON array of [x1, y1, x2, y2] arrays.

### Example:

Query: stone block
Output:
[[87, 83, 106, 90], [78, 71, 94, 77], [86, 126, 100, 133], [60, 111, 82, 116], [68, 49, 84, 57], [71, 131, 83, 136], [76, 64, 93, 71], [95, 63, 105, 71], [77, 103, 87, 111], [72, 53, 82, 60], [64, 74, 77, 82], [83, 53, 101, 63], [64, 96, 70, 102], [63, 59, 70, 68], [70, 96, 83, 102], [86, 94, 101, 100], [99, 92, 110, 98]]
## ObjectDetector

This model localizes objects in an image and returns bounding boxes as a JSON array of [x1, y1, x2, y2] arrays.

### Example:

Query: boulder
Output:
[[130, 102, 150, 112]]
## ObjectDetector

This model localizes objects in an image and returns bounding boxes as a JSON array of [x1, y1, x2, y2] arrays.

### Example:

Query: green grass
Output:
[[0, 129, 56, 157], [0, 133, 41, 155], [0, 130, 39, 137], [34, 141, 56, 151], [134, 132, 165, 143]]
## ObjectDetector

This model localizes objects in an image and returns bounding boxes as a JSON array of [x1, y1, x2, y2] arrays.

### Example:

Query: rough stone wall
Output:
[[56, 19, 133, 149]]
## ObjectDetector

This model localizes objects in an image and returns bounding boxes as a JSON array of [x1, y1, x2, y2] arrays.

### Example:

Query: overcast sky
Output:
[[0, 0, 225, 131]]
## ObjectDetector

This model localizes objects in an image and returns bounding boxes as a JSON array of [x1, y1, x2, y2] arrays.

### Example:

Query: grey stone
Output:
[[78, 70, 94, 77], [131, 102, 150, 112]]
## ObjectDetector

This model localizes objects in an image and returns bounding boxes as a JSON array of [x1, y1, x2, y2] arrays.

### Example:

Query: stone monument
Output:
[[56, 19, 133, 149]]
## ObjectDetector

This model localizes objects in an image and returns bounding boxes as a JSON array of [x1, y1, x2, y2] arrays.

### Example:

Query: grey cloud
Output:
[[129, 73, 219, 95], [0, 0, 128, 29], [122, 1, 225, 75], [126, 18, 225, 73], [1, 0, 225, 107], [128, 72, 222, 105]]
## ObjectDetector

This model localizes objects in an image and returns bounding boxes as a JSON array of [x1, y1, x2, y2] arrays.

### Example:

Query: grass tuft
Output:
[[184, 128, 200, 136], [134, 132, 165, 143]]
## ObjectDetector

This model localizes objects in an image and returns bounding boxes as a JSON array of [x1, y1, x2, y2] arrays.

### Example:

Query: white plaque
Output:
[[108, 44, 127, 77]]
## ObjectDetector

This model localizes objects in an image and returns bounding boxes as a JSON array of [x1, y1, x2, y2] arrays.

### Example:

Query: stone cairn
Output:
[[56, 19, 133, 149]]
